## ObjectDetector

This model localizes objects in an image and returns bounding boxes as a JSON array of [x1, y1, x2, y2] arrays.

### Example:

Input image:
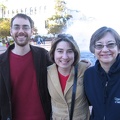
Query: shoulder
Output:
[[75, 62, 87, 77], [47, 64, 58, 76], [30, 45, 53, 65], [85, 66, 95, 74], [30, 45, 48, 53], [83, 66, 97, 88], [47, 63, 56, 71], [84, 66, 96, 80], [0, 50, 8, 65], [78, 61, 87, 67], [30, 45, 49, 57], [78, 62, 87, 72]]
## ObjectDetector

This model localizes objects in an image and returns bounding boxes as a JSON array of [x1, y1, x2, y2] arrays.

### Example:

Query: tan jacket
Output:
[[47, 62, 90, 120]]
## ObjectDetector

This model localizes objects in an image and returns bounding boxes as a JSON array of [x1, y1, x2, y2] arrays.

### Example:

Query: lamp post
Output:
[[1, 6, 4, 18], [0, 5, 6, 18]]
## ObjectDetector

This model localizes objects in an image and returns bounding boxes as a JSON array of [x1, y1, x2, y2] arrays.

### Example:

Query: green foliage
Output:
[[54, 0, 66, 13], [47, 24, 67, 34], [46, 0, 72, 34], [0, 3, 6, 9], [0, 18, 10, 39], [33, 27, 38, 35]]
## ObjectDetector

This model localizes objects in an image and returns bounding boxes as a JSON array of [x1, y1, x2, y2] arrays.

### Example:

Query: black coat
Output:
[[0, 44, 52, 120], [84, 54, 120, 120]]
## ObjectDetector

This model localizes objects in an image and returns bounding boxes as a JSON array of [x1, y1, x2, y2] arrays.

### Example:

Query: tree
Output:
[[0, 18, 10, 42], [45, 0, 72, 34]]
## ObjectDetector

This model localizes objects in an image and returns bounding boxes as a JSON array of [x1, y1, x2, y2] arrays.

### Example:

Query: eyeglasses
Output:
[[12, 25, 31, 31], [94, 43, 117, 50]]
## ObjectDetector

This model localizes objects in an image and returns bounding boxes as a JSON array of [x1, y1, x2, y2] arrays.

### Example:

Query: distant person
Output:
[[48, 34, 90, 120], [6, 41, 10, 48], [0, 13, 52, 120], [37, 37, 41, 44], [42, 37, 45, 44], [40, 37, 44, 44], [84, 26, 120, 120]]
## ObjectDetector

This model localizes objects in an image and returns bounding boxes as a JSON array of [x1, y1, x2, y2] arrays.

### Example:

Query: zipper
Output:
[[104, 81, 108, 98], [105, 81, 108, 87], [104, 81, 108, 120]]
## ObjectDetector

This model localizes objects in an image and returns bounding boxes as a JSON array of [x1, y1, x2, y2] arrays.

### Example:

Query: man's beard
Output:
[[15, 38, 30, 47], [14, 32, 31, 46]]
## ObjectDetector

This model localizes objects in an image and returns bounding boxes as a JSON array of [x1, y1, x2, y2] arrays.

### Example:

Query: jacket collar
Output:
[[95, 54, 120, 74], [47, 64, 74, 99]]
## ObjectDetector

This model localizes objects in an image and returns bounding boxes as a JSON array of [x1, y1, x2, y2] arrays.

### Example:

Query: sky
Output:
[[2, 0, 120, 51], [3, 0, 120, 31], [4, 0, 120, 31], [4, 0, 54, 8], [66, 0, 120, 31], [66, 0, 120, 50]]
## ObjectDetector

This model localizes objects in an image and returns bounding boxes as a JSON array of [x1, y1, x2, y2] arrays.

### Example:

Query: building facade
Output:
[[0, 0, 55, 35]]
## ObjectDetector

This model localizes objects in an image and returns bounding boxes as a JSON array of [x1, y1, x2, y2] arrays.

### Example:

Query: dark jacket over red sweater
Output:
[[0, 44, 52, 120]]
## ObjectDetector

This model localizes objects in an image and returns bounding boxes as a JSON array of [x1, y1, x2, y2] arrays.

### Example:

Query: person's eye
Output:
[[107, 43, 116, 47], [57, 50, 63, 53], [23, 26, 30, 30], [13, 26, 19, 30], [68, 50, 73, 53], [95, 44, 103, 48]]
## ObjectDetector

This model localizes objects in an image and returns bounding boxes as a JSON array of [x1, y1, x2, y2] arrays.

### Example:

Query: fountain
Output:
[[65, 20, 98, 65], [66, 19, 101, 52]]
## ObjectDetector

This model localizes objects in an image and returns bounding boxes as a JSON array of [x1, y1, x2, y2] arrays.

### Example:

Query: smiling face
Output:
[[54, 41, 75, 71], [94, 32, 120, 66], [10, 17, 33, 47]]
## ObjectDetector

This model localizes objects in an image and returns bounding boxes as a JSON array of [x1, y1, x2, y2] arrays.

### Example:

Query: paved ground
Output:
[[0, 46, 7, 54], [0, 41, 52, 54]]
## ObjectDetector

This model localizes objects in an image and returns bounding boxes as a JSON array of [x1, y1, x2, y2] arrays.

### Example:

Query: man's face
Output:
[[10, 17, 33, 47]]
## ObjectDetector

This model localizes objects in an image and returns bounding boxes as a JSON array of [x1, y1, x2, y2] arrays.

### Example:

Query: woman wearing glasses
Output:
[[84, 26, 120, 120]]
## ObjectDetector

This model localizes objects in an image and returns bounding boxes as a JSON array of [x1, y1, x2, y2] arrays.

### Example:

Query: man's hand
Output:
[[80, 59, 92, 68]]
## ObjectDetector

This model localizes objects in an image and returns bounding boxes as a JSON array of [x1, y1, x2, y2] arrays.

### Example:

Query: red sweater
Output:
[[9, 51, 46, 120], [58, 71, 69, 92]]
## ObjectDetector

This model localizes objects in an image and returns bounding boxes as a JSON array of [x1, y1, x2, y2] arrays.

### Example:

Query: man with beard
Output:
[[0, 13, 52, 120]]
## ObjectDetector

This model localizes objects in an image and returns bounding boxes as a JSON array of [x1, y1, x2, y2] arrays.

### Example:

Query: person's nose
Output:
[[62, 52, 68, 59], [102, 45, 109, 51], [18, 27, 24, 32]]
